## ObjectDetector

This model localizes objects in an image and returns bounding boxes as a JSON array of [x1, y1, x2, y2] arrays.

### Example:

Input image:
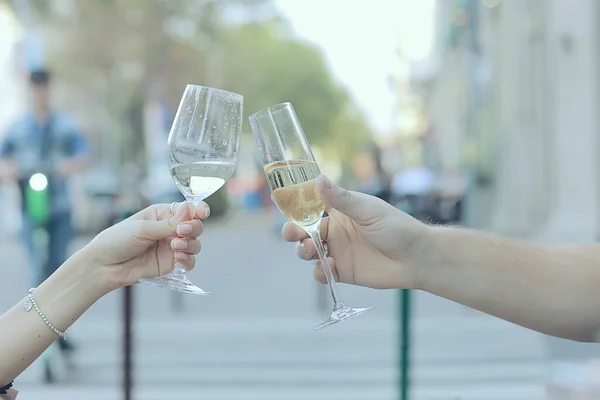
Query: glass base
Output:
[[138, 276, 210, 296], [313, 303, 373, 330]]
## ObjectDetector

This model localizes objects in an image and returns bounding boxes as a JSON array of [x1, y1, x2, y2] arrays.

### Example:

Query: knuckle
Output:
[[194, 239, 202, 253], [339, 188, 352, 202], [186, 256, 196, 269], [133, 221, 146, 236]]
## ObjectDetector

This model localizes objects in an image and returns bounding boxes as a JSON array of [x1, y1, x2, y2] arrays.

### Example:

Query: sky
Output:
[[0, 0, 437, 135], [274, 0, 436, 135]]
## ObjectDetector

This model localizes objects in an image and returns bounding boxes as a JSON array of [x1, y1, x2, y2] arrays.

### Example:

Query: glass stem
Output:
[[307, 227, 344, 309], [168, 199, 196, 280], [170, 262, 187, 279]]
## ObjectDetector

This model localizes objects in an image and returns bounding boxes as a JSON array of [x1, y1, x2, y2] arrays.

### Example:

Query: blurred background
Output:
[[0, 0, 599, 399]]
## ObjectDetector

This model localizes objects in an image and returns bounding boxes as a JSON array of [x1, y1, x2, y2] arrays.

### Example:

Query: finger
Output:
[[171, 238, 202, 255], [316, 175, 388, 225], [296, 239, 317, 261], [171, 202, 210, 220], [282, 222, 307, 242], [191, 202, 211, 220], [174, 252, 196, 271], [312, 257, 338, 284], [133, 202, 211, 222], [282, 218, 329, 242], [134, 203, 194, 240], [128, 203, 178, 221], [176, 219, 204, 238]]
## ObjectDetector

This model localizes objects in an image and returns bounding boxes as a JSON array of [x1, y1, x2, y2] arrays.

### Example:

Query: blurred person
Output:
[[0, 201, 207, 398], [0, 69, 90, 364], [283, 175, 600, 343]]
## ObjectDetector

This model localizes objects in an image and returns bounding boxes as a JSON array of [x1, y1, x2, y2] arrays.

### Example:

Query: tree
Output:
[[218, 19, 371, 163], [15, 0, 372, 181]]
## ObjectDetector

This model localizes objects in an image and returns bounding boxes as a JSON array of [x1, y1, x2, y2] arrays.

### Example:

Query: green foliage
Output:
[[18, 0, 371, 167], [219, 22, 344, 139], [219, 20, 371, 163]]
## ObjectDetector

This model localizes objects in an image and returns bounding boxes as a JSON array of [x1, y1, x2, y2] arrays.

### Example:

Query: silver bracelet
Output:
[[23, 288, 67, 337]]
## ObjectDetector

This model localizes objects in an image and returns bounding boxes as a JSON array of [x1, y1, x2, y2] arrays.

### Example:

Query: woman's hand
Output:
[[83, 202, 209, 291], [282, 175, 430, 290]]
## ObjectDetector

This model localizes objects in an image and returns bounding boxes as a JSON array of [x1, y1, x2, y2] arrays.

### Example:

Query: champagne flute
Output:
[[249, 102, 372, 329], [139, 85, 243, 295]]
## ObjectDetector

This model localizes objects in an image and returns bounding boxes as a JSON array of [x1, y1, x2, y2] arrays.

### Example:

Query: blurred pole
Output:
[[123, 285, 133, 400], [170, 291, 184, 313], [398, 289, 411, 400], [316, 283, 329, 313], [117, 209, 136, 400]]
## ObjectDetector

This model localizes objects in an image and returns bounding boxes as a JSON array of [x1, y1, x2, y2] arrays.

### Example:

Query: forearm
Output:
[[0, 250, 109, 384], [0, 159, 17, 183], [421, 227, 600, 342]]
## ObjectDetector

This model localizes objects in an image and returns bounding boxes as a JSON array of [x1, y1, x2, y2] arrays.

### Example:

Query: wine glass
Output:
[[249, 102, 372, 329], [139, 85, 243, 295]]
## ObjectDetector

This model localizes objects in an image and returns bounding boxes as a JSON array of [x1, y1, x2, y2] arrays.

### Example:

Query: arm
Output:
[[0, 160, 18, 184], [0, 250, 109, 385], [0, 202, 207, 386], [422, 227, 600, 342], [0, 130, 18, 183], [281, 176, 600, 342]]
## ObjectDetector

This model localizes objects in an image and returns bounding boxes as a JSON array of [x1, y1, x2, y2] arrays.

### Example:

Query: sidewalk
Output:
[[15, 315, 548, 399], [2, 211, 551, 399]]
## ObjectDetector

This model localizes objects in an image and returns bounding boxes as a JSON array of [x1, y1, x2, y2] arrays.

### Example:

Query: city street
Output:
[[0, 211, 553, 399], [2, 0, 600, 398]]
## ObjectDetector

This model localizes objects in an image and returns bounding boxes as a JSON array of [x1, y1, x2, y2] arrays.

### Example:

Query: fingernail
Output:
[[175, 252, 188, 260], [172, 239, 187, 250], [205, 205, 210, 218], [320, 175, 334, 190], [297, 241, 307, 256], [177, 224, 192, 235], [174, 203, 187, 218]]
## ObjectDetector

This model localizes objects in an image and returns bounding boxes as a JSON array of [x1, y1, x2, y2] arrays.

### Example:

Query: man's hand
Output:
[[282, 175, 430, 289]]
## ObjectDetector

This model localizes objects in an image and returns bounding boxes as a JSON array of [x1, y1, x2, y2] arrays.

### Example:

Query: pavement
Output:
[[0, 209, 584, 400]]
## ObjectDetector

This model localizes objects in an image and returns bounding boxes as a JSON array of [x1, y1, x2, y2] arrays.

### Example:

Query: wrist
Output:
[[79, 242, 128, 295], [68, 247, 117, 296], [415, 225, 454, 292], [32, 249, 111, 333]]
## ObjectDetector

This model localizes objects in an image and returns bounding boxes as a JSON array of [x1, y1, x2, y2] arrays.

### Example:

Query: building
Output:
[[422, 1, 600, 393], [420, 0, 600, 241]]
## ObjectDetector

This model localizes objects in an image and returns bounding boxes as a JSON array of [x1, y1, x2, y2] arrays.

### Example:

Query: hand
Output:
[[55, 161, 71, 178], [282, 175, 430, 290], [0, 160, 18, 182], [83, 202, 209, 291]]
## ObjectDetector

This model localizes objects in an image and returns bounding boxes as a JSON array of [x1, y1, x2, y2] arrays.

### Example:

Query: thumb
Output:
[[315, 175, 385, 225], [137, 202, 192, 240]]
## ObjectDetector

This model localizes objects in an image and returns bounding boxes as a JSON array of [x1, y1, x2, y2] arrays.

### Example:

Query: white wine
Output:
[[265, 160, 325, 226], [170, 161, 235, 201]]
